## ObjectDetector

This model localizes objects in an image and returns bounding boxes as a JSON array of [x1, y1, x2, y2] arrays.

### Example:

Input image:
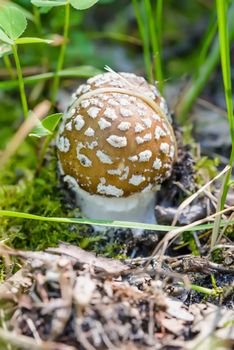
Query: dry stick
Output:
[[26, 318, 42, 344], [0, 100, 51, 170], [203, 189, 219, 207], [210, 243, 234, 253], [0, 328, 76, 350], [197, 97, 227, 117], [171, 165, 230, 226], [145, 205, 234, 270], [104, 65, 135, 87]]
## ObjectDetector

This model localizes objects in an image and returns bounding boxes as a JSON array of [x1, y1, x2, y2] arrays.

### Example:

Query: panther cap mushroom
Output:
[[57, 72, 177, 225]]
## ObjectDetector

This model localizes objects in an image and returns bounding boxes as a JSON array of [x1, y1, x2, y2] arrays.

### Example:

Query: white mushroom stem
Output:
[[63, 175, 157, 230]]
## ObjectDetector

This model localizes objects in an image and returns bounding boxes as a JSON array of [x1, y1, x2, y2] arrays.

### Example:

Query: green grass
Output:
[[216, 0, 234, 208], [1, 207, 234, 233], [178, 2, 234, 122], [11, 43, 28, 118], [132, 0, 163, 90], [0, 66, 102, 90], [132, 0, 152, 82], [0, 150, 127, 257], [51, 2, 70, 105], [144, 0, 163, 91]]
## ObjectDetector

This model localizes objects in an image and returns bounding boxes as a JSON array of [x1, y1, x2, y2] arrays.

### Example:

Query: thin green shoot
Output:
[[3, 54, 15, 79], [156, 0, 163, 44], [0, 209, 234, 232], [11, 44, 28, 118], [132, 0, 152, 82], [177, 2, 234, 122], [155, 0, 163, 92], [144, 0, 163, 91], [51, 2, 70, 105], [211, 274, 218, 290], [0, 66, 102, 90], [88, 31, 142, 46], [32, 5, 43, 36], [216, 0, 234, 211], [196, 7, 217, 76], [178, 281, 220, 296]]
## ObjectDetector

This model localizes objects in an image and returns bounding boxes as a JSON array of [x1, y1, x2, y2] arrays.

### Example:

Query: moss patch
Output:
[[0, 144, 127, 260]]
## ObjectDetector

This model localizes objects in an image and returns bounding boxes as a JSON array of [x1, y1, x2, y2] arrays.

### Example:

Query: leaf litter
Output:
[[0, 242, 233, 350]]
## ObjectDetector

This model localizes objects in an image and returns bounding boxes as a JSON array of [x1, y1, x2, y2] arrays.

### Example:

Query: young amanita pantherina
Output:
[[57, 72, 177, 225]]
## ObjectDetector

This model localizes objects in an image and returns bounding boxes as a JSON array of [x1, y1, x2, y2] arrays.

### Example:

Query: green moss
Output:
[[0, 146, 88, 250], [0, 145, 125, 258]]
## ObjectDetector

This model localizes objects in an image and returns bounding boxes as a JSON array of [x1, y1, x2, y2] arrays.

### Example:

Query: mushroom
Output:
[[57, 72, 177, 225]]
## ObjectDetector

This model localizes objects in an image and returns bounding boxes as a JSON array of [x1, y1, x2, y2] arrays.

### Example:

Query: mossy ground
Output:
[[0, 140, 126, 259]]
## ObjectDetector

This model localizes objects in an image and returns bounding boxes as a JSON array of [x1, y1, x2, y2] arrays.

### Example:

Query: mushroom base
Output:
[[63, 175, 157, 230]]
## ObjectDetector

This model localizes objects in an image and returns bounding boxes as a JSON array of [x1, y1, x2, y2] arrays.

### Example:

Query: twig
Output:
[[172, 165, 230, 226], [0, 100, 51, 170], [145, 205, 234, 270]]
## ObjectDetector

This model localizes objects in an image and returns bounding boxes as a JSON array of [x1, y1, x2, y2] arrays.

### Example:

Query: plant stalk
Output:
[[177, 2, 234, 123], [216, 0, 234, 209], [3, 55, 15, 79], [51, 1, 70, 105], [145, 0, 163, 91], [132, 0, 152, 82], [155, 0, 163, 92], [11, 44, 28, 119]]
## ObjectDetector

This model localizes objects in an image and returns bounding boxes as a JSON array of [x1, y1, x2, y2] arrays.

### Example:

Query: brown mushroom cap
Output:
[[57, 72, 177, 197]]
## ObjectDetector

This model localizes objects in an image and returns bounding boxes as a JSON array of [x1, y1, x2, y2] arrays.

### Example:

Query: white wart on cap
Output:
[[57, 72, 177, 224]]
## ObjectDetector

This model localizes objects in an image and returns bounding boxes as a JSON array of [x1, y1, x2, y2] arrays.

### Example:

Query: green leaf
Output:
[[0, 43, 12, 58], [0, 5, 27, 40], [12, 4, 34, 21], [42, 113, 63, 132], [0, 28, 13, 45], [31, 0, 100, 10], [29, 113, 63, 138], [29, 123, 52, 138], [31, 0, 67, 7], [15, 37, 53, 45], [70, 0, 100, 10]]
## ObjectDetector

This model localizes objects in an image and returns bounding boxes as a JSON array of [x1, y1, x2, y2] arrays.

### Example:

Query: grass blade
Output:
[[144, 0, 163, 91], [132, 0, 152, 82], [51, 2, 70, 104], [0, 66, 102, 90], [216, 0, 234, 210], [0, 209, 234, 232], [177, 2, 234, 122]]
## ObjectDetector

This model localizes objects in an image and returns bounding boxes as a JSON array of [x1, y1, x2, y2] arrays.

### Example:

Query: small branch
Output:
[[0, 100, 51, 170]]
